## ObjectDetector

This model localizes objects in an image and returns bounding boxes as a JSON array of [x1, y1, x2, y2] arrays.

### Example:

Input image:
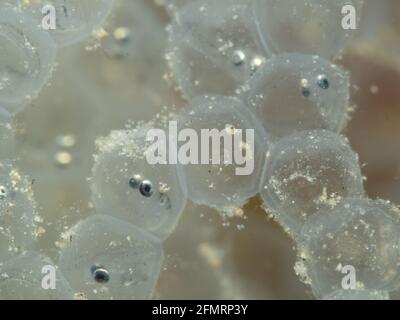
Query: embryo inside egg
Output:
[[0, 0, 399, 301]]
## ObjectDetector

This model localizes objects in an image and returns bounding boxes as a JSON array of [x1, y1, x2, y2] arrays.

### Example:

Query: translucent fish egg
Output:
[[260, 130, 364, 237], [0, 9, 56, 114], [91, 129, 187, 240], [175, 95, 268, 209], [253, 0, 364, 59], [323, 289, 390, 300], [17, 0, 114, 47], [167, 0, 267, 98], [0, 109, 14, 159], [0, 252, 74, 300], [242, 53, 350, 141], [58, 214, 163, 300], [300, 198, 400, 298], [0, 160, 40, 261]]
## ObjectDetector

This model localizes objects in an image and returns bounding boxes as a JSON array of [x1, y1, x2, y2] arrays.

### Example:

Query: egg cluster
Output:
[[0, 0, 176, 300], [0, 0, 398, 300], [163, 0, 399, 300], [0, 1, 116, 299]]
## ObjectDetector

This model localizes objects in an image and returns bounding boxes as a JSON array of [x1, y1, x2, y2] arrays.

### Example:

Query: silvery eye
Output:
[[0, 185, 7, 200], [129, 175, 142, 190], [317, 74, 330, 90], [91, 265, 111, 284], [139, 180, 154, 198]]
